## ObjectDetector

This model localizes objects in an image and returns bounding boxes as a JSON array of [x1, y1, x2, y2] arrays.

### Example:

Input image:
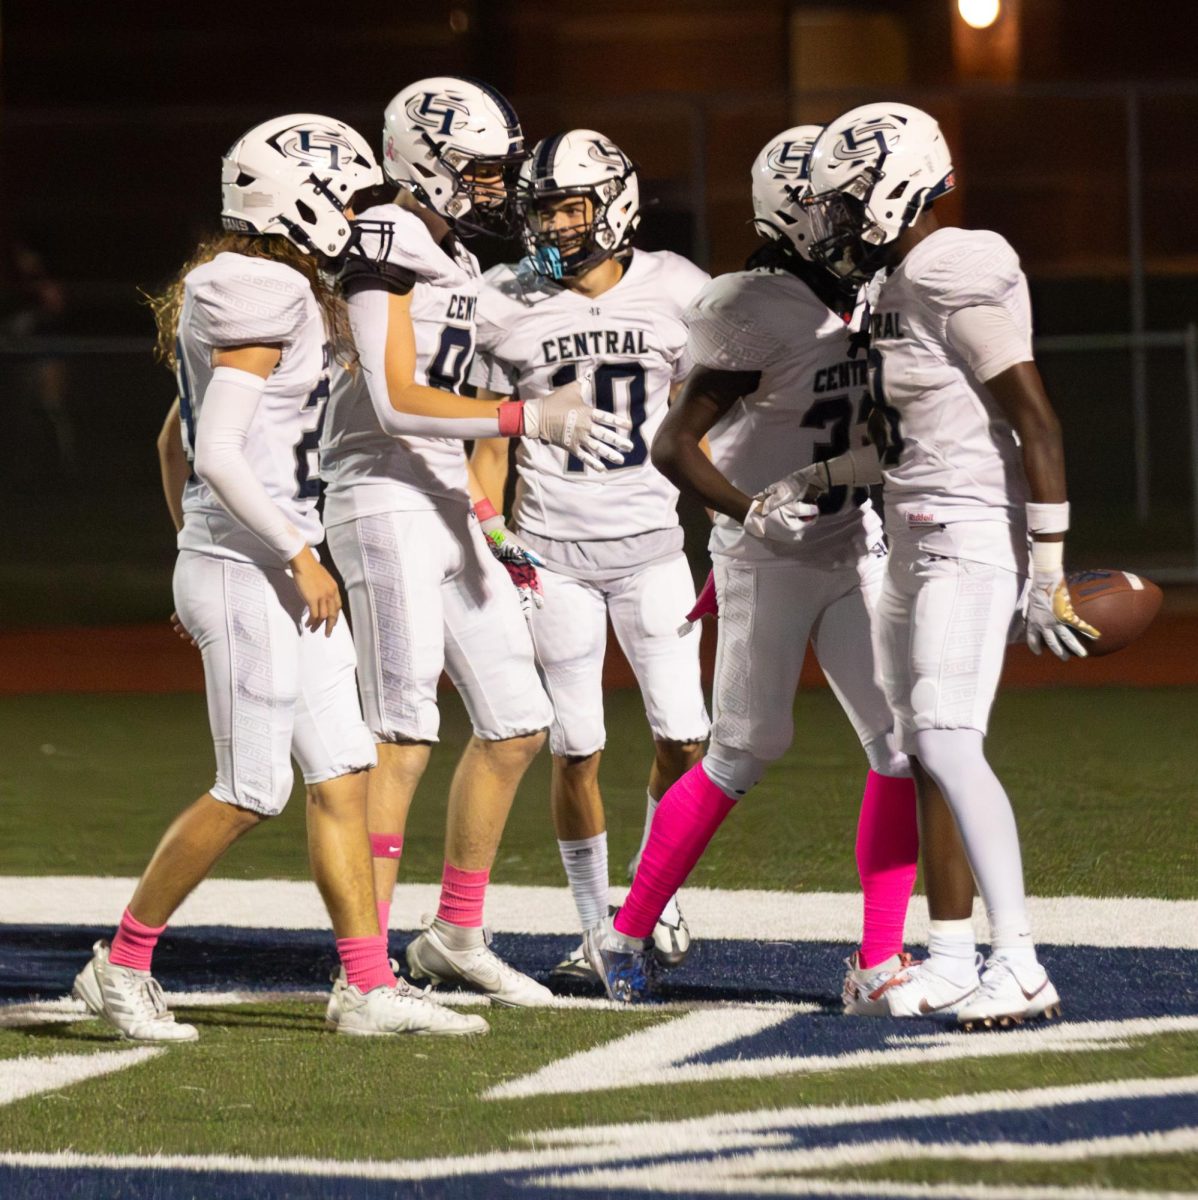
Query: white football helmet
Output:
[[221, 113, 382, 260], [805, 102, 955, 282], [516, 129, 640, 279], [750, 124, 825, 261], [382, 76, 524, 235]]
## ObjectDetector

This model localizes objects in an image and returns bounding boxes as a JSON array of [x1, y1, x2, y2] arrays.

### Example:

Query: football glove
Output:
[[742, 494, 819, 545], [759, 446, 883, 515], [523, 371, 633, 470], [475, 503, 545, 616], [1026, 542, 1099, 659]]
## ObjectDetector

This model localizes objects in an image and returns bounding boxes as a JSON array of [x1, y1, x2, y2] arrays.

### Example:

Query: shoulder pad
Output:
[[351, 204, 471, 289], [908, 229, 1023, 312], [186, 254, 309, 347]]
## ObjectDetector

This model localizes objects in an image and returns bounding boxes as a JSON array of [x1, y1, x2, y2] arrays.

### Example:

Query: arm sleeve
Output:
[[945, 305, 1033, 383], [192, 367, 307, 563], [348, 287, 504, 438]]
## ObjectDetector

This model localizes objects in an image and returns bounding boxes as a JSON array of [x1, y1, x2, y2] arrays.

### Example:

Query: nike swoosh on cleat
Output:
[[1020, 977, 1049, 1001], [919, 992, 971, 1014]]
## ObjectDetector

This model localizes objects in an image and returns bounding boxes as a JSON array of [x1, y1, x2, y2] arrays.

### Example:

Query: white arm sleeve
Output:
[[192, 367, 307, 564], [944, 304, 1033, 383], [348, 286, 503, 439]]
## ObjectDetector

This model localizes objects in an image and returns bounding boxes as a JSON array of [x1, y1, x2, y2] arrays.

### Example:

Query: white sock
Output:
[[990, 912, 1038, 966], [558, 833, 609, 932], [630, 790, 659, 874], [925, 918, 978, 986]]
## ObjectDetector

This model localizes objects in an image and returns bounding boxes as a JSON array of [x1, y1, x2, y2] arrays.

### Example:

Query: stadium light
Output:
[[958, 0, 1001, 29]]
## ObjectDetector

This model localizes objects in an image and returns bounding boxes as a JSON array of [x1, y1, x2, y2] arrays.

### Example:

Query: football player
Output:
[[320, 80, 631, 1007], [583, 127, 922, 1009], [467, 130, 712, 982], [75, 115, 488, 1039], [762, 102, 1089, 1025]]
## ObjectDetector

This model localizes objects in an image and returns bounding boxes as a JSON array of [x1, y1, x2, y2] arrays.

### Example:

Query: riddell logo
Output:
[[907, 512, 937, 525]]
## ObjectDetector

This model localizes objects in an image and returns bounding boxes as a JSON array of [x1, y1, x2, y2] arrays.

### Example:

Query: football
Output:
[[1067, 569, 1163, 657]]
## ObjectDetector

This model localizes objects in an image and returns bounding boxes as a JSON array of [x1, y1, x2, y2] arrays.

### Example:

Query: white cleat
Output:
[[841, 950, 917, 1016], [883, 957, 982, 1018], [549, 944, 600, 987], [72, 940, 198, 1043], [652, 905, 692, 969], [406, 917, 554, 1008], [327, 976, 489, 1037], [957, 955, 1061, 1030]]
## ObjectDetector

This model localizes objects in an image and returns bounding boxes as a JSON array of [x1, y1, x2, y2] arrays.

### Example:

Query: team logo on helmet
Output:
[[406, 91, 471, 137], [829, 115, 908, 165], [766, 140, 814, 180], [266, 125, 360, 172], [586, 138, 627, 172]]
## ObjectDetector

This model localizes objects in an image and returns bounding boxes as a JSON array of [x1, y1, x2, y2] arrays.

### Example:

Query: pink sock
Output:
[[615, 762, 738, 939], [108, 908, 166, 972], [437, 863, 489, 928], [336, 935, 396, 993], [856, 770, 919, 968]]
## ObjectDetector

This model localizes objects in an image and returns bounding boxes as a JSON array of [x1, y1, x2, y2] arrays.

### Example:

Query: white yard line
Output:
[[0, 1075, 1194, 1186], [2, 878, 1196, 947]]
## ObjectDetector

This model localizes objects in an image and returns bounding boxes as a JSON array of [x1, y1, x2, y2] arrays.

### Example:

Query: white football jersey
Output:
[[871, 227, 1031, 531], [175, 252, 330, 565], [469, 250, 710, 542], [685, 266, 882, 564], [321, 203, 481, 525]]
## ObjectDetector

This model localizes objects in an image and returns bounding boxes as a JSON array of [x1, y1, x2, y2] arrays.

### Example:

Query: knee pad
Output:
[[703, 743, 768, 798], [863, 732, 912, 779]]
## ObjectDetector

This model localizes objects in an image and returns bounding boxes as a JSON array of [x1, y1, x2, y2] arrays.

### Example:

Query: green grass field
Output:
[[3, 687, 1195, 897]]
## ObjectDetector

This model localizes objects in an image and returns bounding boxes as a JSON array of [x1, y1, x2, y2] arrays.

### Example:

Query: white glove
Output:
[[523, 375, 633, 470], [742, 494, 819, 545], [1026, 541, 1098, 659], [759, 445, 883, 515], [758, 463, 829, 514], [475, 503, 545, 616]]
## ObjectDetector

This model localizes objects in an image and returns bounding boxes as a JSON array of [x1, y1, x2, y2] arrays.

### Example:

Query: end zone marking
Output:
[[2, 878, 1195, 948]]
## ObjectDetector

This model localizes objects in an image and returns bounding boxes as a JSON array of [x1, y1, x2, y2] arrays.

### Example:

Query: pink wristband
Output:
[[473, 498, 499, 523], [497, 400, 525, 438]]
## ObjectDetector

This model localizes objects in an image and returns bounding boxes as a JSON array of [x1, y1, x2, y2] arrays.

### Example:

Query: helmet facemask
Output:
[[518, 175, 633, 280], [410, 135, 527, 237], [805, 167, 900, 284]]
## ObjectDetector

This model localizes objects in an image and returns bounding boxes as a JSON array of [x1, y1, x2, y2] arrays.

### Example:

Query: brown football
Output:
[[1066, 569, 1163, 657]]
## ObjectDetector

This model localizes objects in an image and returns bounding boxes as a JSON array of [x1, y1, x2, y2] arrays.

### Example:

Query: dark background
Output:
[[3, 0, 1197, 625]]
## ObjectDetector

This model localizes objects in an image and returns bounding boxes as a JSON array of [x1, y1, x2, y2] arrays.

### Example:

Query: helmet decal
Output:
[[265, 125, 363, 172], [765, 139, 814, 180], [405, 91, 471, 137]]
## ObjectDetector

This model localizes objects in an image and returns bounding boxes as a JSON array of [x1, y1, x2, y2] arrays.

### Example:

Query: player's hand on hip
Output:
[[290, 548, 342, 637], [742, 493, 819, 545], [1026, 563, 1098, 660], [523, 374, 634, 471], [758, 463, 827, 515], [475, 506, 545, 614], [169, 611, 197, 648]]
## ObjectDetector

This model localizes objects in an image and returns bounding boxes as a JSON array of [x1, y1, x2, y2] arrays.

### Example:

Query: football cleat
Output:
[[841, 950, 917, 1016], [651, 904, 692, 969], [957, 955, 1062, 1030], [327, 977, 489, 1037], [406, 917, 554, 1008], [72, 940, 198, 1043], [583, 913, 656, 1004], [549, 944, 601, 987], [882, 956, 982, 1018]]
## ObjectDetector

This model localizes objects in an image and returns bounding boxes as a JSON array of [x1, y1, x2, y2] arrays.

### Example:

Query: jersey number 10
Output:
[[550, 362, 648, 473]]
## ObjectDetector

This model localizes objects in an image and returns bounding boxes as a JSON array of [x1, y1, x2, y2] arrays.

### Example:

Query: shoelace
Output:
[[977, 955, 1020, 996], [134, 976, 173, 1023]]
